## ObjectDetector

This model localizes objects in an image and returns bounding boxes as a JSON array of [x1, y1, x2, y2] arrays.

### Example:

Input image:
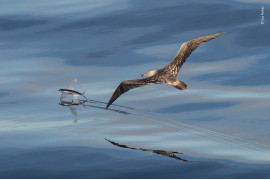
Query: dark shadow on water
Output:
[[0, 15, 47, 31], [87, 99, 135, 110], [105, 138, 189, 162], [83, 103, 131, 115], [0, 92, 8, 97]]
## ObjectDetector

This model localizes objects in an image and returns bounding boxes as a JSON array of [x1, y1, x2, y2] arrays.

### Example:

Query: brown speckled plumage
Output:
[[106, 33, 225, 109]]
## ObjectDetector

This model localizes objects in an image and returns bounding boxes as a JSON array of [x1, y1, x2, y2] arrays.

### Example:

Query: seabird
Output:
[[58, 78, 87, 100], [106, 33, 225, 109]]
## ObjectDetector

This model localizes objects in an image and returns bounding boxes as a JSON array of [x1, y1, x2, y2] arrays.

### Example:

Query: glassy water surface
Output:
[[1, 0, 270, 178]]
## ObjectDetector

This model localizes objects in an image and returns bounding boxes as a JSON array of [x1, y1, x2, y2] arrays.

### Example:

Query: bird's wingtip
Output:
[[219, 32, 226, 35]]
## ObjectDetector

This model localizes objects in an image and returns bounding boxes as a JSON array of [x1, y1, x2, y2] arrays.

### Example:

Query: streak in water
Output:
[[105, 138, 189, 162]]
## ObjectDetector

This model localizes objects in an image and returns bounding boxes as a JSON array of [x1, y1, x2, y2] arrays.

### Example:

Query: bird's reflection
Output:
[[88, 99, 136, 110], [105, 138, 188, 162], [59, 99, 131, 122], [84, 104, 131, 115]]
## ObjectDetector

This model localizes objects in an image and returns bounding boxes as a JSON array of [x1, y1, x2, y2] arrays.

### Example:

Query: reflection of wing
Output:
[[60, 93, 68, 100], [106, 77, 157, 109], [105, 138, 137, 150], [67, 78, 77, 90], [105, 138, 188, 162], [68, 106, 77, 116]]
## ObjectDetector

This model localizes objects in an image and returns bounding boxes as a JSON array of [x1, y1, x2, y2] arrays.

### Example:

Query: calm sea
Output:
[[0, 0, 270, 178]]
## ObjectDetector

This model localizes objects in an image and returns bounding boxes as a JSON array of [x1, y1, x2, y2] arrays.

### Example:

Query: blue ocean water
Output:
[[0, 0, 270, 178]]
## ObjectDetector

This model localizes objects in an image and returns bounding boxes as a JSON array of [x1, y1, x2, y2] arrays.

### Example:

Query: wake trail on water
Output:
[[89, 100, 269, 152], [128, 108, 269, 151]]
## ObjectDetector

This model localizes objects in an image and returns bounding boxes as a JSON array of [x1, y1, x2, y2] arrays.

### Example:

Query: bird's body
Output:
[[106, 33, 225, 109]]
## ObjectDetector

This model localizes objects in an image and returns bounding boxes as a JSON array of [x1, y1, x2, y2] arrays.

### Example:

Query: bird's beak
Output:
[[141, 74, 144, 77], [184, 89, 189, 91]]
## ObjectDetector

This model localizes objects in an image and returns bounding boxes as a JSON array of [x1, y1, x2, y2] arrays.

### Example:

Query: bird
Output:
[[106, 32, 225, 109], [58, 78, 87, 100]]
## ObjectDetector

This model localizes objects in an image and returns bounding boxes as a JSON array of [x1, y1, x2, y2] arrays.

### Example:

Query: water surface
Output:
[[1, 0, 270, 178]]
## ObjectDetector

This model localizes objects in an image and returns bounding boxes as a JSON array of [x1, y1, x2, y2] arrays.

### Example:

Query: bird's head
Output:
[[141, 70, 158, 77]]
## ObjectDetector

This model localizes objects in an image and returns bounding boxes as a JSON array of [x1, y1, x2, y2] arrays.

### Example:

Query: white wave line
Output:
[[131, 109, 268, 151]]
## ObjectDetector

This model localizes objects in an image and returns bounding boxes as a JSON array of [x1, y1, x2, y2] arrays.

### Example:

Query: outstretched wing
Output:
[[165, 33, 225, 76], [106, 77, 157, 109], [67, 78, 77, 90]]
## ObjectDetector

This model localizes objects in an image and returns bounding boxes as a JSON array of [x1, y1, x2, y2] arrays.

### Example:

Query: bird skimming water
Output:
[[58, 78, 87, 100], [106, 33, 225, 109]]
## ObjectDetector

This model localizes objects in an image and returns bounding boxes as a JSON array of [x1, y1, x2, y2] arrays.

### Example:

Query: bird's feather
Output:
[[168, 79, 187, 90], [106, 77, 157, 109], [165, 32, 225, 76], [106, 33, 225, 108]]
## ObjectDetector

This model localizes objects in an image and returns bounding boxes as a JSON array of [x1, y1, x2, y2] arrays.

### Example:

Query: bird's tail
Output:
[[168, 79, 188, 91]]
